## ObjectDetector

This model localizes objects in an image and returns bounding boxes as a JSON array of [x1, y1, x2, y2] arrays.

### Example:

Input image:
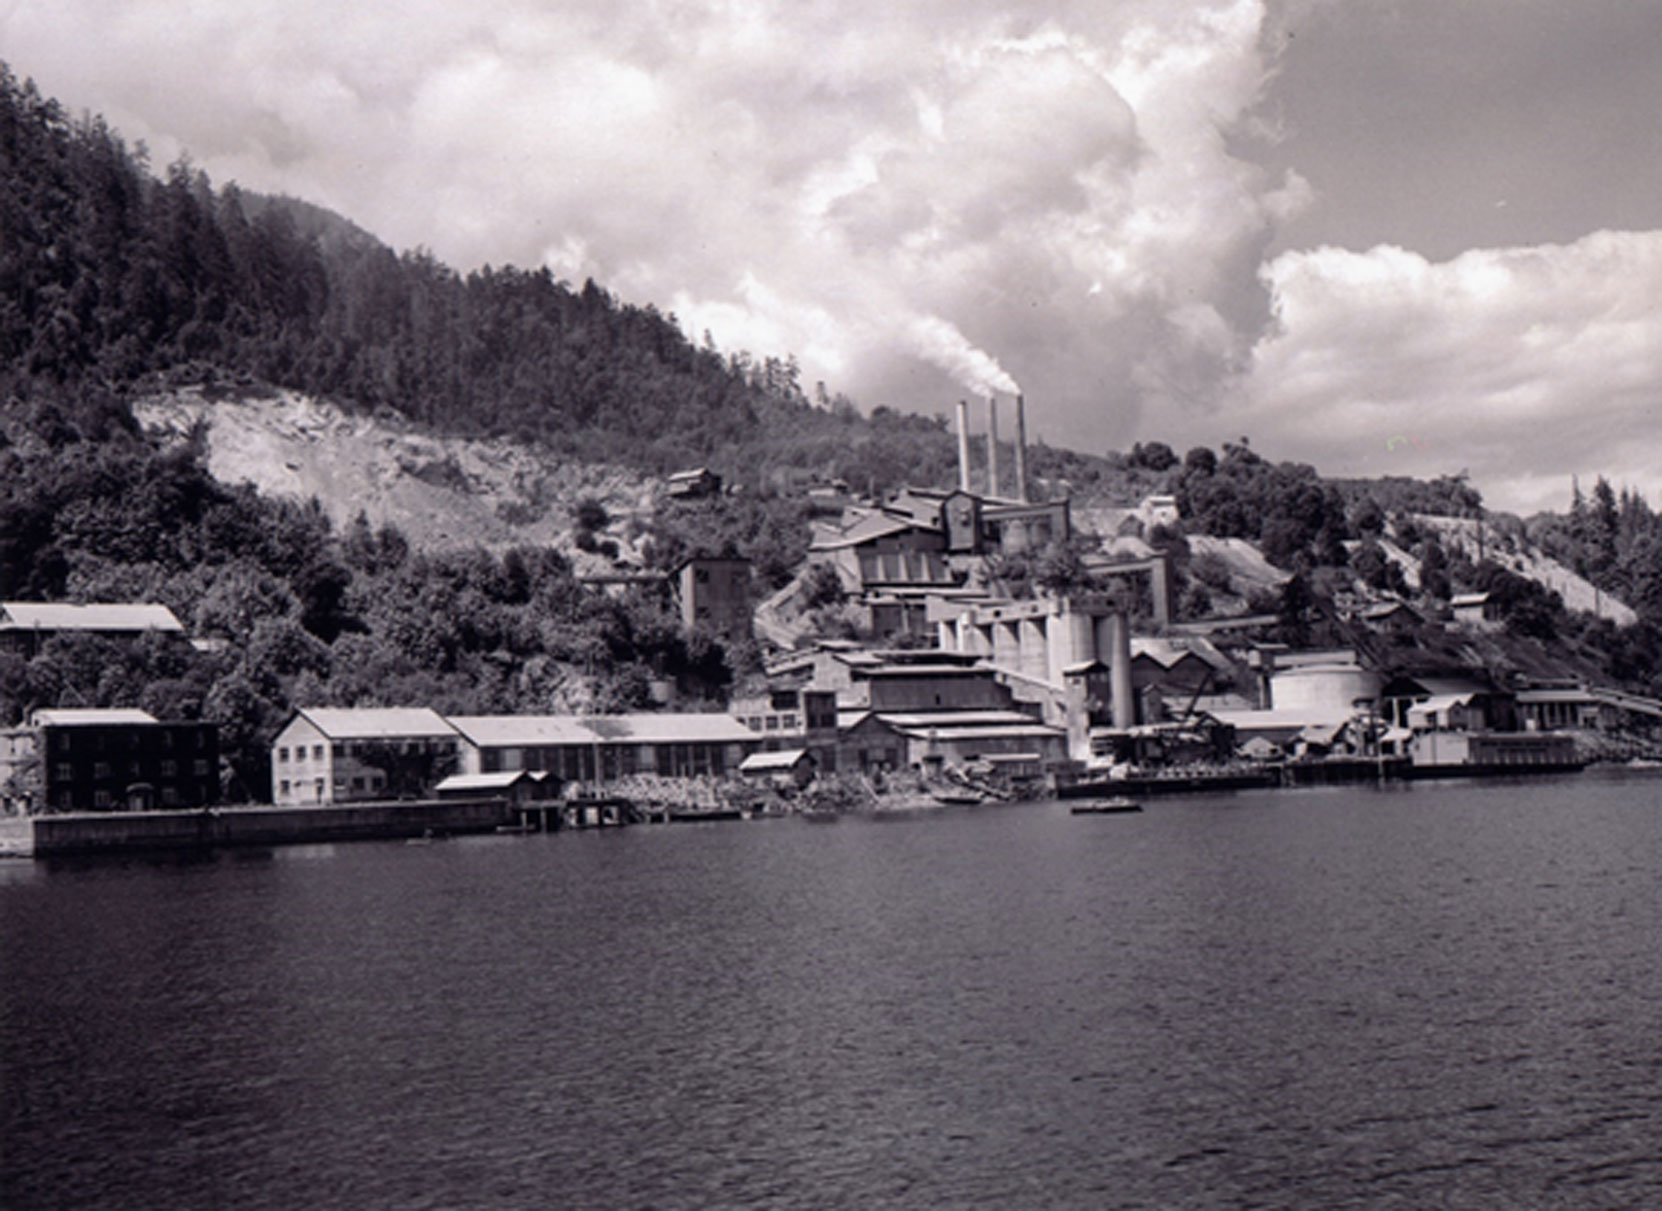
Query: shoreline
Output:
[[4, 759, 1654, 859]]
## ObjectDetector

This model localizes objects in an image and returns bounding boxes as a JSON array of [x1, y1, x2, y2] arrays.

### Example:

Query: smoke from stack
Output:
[[986, 395, 1000, 499]]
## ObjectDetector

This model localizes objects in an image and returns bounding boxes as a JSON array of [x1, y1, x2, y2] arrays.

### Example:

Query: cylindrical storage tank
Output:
[[1269, 664, 1381, 716]]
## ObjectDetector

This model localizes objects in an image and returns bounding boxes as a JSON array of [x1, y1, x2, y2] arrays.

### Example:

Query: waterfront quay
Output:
[[0, 797, 618, 858]]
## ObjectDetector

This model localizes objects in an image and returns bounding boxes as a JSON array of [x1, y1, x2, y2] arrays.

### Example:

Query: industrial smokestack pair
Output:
[[955, 395, 1029, 501]]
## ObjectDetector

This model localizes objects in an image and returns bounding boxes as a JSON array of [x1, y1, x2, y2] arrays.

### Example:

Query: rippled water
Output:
[[4, 772, 1661, 1209]]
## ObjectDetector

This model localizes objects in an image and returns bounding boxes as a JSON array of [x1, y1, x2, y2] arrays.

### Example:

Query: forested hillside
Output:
[[0, 63, 953, 489]]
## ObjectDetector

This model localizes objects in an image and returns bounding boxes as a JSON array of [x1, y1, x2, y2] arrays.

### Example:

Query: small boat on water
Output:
[[1069, 797, 1143, 815]]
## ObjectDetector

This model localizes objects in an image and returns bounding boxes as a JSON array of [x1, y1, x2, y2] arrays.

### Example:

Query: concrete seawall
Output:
[[1, 799, 518, 858]]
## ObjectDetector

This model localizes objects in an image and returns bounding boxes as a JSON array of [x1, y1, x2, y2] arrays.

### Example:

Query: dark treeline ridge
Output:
[[0, 63, 954, 488]]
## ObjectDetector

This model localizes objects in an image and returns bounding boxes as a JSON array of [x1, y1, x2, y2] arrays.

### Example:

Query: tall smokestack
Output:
[[955, 399, 972, 492], [1109, 611, 1135, 728], [1014, 393, 1030, 502], [986, 395, 1000, 499]]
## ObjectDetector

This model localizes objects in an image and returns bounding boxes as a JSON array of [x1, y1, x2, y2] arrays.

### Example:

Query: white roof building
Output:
[[1, 602, 185, 638]]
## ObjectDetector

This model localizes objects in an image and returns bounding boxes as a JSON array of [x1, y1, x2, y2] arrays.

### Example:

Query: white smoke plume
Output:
[[905, 315, 1021, 398], [3, 0, 1296, 453]]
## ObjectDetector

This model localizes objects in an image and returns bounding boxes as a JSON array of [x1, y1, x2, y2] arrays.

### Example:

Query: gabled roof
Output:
[[1408, 693, 1476, 719], [580, 713, 758, 745], [875, 710, 1047, 730], [1386, 674, 1493, 698], [808, 511, 921, 551], [1129, 636, 1235, 673], [884, 721, 1066, 742], [295, 708, 458, 740], [433, 771, 548, 792], [1515, 687, 1600, 705], [2, 602, 184, 634], [739, 749, 814, 772], [1211, 706, 1355, 731], [447, 715, 598, 746], [31, 708, 159, 728]]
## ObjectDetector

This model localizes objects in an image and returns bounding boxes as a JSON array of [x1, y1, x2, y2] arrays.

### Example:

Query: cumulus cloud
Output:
[[12, 0, 1651, 514], [2, 0, 1297, 442], [1231, 231, 1662, 513]]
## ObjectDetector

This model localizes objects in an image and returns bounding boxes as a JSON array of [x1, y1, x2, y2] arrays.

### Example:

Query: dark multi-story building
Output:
[[1, 709, 219, 813], [675, 555, 753, 643]]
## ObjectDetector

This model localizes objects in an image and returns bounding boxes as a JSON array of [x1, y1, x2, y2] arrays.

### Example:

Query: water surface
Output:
[[4, 772, 1660, 1208]]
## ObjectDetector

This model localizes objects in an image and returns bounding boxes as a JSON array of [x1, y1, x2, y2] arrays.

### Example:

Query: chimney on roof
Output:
[[955, 399, 972, 492], [1014, 393, 1030, 502], [986, 395, 1000, 499]]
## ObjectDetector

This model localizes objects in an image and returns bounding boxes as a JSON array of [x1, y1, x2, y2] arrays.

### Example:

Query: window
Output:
[[53, 763, 73, 782], [781, 714, 799, 730], [94, 762, 111, 779], [94, 790, 111, 808], [161, 787, 179, 807], [332, 744, 345, 759], [313, 745, 324, 761], [278, 747, 289, 762], [160, 760, 177, 777], [765, 716, 780, 731], [193, 760, 209, 777], [352, 777, 365, 791], [280, 780, 291, 796], [313, 778, 324, 798]]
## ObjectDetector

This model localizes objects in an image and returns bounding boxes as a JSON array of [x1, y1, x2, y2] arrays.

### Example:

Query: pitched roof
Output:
[[875, 710, 1048, 729], [808, 511, 919, 551], [31, 708, 159, 727], [434, 771, 548, 792], [1129, 636, 1235, 673], [1408, 693, 1476, 719], [739, 749, 813, 772], [448, 712, 758, 747], [580, 713, 758, 745], [296, 708, 458, 740], [447, 715, 600, 746], [2, 602, 184, 633]]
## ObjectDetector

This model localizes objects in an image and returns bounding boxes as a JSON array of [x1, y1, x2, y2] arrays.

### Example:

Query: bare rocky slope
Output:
[[134, 387, 660, 565]]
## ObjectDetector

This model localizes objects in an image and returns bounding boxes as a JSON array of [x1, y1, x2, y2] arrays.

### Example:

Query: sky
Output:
[[4, 0, 1661, 515]]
